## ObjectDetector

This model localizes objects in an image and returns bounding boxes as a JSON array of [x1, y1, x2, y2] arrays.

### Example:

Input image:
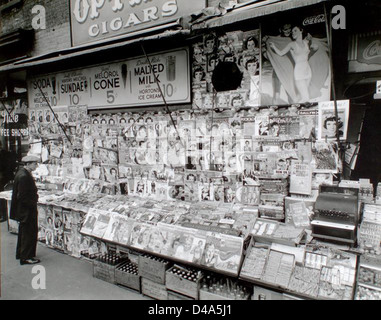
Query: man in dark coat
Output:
[[10, 155, 41, 265]]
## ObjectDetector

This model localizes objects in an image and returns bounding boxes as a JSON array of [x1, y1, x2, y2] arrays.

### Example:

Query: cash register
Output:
[[311, 186, 360, 244]]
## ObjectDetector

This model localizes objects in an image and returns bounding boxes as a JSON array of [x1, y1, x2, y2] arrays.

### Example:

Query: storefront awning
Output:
[[0, 27, 190, 74], [0, 0, 331, 74], [199, 0, 330, 29]]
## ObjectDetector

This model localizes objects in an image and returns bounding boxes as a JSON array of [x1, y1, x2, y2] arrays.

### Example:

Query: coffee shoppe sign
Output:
[[70, 0, 205, 46], [27, 48, 190, 110]]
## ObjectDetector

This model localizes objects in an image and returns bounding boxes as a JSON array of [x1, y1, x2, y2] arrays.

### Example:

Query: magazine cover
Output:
[[312, 141, 339, 173], [128, 222, 154, 251], [37, 205, 47, 241], [299, 108, 319, 139], [236, 185, 261, 205], [201, 233, 244, 275], [261, 9, 331, 105], [80, 209, 99, 237], [91, 210, 111, 239], [103, 165, 119, 183], [255, 115, 270, 136], [289, 161, 313, 195], [63, 231, 73, 254], [102, 213, 131, 245], [318, 100, 350, 141], [288, 201, 312, 228], [63, 209, 72, 232], [268, 116, 300, 138]]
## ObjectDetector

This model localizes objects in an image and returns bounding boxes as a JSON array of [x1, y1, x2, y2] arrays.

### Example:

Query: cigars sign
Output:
[[27, 48, 190, 110], [70, 0, 205, 46]]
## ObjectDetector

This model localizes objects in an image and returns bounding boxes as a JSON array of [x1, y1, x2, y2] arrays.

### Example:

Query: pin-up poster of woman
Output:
[[261, 10, 331, 105]]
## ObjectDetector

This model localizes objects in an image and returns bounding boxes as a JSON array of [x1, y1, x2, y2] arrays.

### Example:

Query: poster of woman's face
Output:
[[261, 9, 331, 105], [204, 33, 218, 54], [318, 100, 349, 141]]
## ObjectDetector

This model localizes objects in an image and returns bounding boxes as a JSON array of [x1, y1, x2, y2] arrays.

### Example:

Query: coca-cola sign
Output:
[[357, 34, 381, 66], [303, 14, 325, 26], [362, 40, 381, 61]]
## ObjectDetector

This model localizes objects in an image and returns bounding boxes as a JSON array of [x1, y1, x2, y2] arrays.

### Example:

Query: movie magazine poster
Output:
[[236, 185, 261, 206], [318, 100, 350, 141], [80, 208, 99, 237], [288, 201, 313, 229], [102, 213, 133, 245], [128, 222, 154, 251], [299, 108, 319, 139], [193, 29, 261, 105], [64, 231, 73, 255], [201, 233, 244, 275], [70, 211, 85, 258], [91, 210, 111, 239], [312, 141, 339, 173], [63, 209, 72, 232], [268, 115, 300, 138], [261, 9, 331, 105], [53, 206, 64, 251], [37, 205, 47, 241], [289, 161, 313, 195]]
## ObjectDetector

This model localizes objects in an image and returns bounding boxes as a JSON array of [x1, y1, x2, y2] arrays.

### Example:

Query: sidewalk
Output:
[[0, 221, 150, 300]]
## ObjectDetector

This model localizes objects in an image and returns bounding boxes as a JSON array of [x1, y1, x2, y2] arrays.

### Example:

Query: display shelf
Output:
[[250, 218, 306, 247], [239, 241, 358, 300]]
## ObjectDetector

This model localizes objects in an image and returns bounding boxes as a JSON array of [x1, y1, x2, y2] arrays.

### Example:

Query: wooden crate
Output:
[[199, 288, 251, 301], [165, 267, 202, 299], [115, 262, 141, 292], [199, 289, 235, 301], [92, 254, 128, 284], [252, 285, 284, 301], [168, 290, 195, 300], [93, 260, 117, 284], [141, 278, 168, 300], [138, 254, 170, 285]]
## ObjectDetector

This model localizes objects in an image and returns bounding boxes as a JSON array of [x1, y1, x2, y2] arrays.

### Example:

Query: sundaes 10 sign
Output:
[[70, 0, 205, 46]]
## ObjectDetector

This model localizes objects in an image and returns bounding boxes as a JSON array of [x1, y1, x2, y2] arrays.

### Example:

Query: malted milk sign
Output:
[[70, 0, 205, 46], [27, 48, 190, 110]]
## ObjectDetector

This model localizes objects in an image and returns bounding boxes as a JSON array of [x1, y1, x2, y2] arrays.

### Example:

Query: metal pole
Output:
[[140, 42, 184, 148], [324, 3, 345, 164]]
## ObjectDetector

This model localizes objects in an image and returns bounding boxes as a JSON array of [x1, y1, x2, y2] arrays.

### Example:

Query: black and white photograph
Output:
[[261, 9, 331, 105], [0, 0, 380, 307]]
